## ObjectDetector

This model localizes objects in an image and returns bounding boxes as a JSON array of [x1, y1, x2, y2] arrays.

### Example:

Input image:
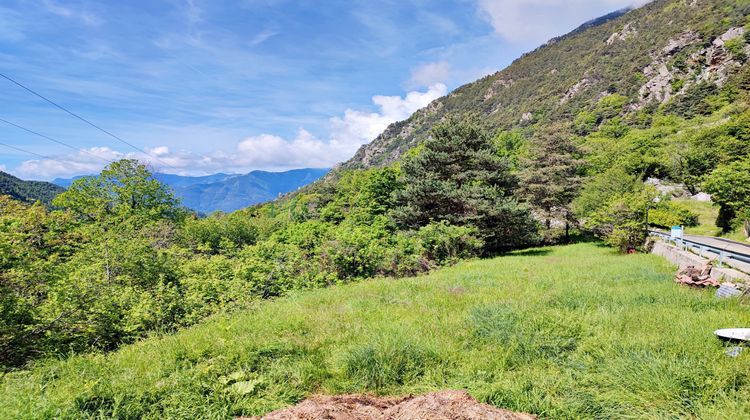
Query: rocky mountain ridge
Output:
[[342, 0, 750, 169]]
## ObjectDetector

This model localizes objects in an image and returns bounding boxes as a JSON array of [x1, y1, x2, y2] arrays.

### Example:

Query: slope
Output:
[[344, 0, 750, 168], [0, 171, 64, 206], [3, 244, 749, 418]]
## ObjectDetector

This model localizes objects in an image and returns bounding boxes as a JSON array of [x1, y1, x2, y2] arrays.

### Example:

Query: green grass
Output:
[[2, 243, 750, 419], [675, 199, 748, 243]]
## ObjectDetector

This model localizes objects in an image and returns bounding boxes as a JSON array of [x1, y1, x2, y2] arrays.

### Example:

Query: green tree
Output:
[[704, 159, 750, 234], [54, 159, 184, 222], [586, 187, 658, 252], [394, 117, 538, 252], [573, 166, 639, 218], [519, 124, 583, 240]]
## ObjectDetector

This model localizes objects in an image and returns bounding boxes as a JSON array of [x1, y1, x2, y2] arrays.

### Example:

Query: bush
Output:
[[648, 201, 699, 229], [181, 213, 259, 254], [585, 188, 657, 252], [704, 159, 750, 232], [412, 221, 483, 265]]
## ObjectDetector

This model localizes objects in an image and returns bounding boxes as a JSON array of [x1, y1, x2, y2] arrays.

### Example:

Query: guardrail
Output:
[[649, 229, 750, 269]]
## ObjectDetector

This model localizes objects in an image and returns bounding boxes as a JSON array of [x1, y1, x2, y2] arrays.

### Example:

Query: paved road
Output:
[[682, 234, 750, 257], [650, 229, 750, 273]]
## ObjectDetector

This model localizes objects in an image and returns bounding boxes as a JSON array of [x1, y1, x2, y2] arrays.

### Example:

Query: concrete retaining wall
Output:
[[651, 241, 750, 284]]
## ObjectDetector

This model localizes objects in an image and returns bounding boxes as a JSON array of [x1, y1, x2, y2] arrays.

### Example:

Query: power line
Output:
[[0, 72, 178, 170], [0, 140, 51, 160], [0, 117, 113, 164]]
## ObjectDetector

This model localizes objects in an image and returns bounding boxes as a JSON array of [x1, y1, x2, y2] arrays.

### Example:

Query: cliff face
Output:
[[342, 0, 750, 169]]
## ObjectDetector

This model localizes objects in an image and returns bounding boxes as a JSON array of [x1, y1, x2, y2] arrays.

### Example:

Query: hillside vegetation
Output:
[[0, 171, 64, 206], [344, 0, 750, 169], [3, 244, 750, 419], [3, 4, 750, 418]]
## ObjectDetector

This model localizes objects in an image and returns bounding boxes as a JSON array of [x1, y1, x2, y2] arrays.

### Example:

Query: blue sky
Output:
[[1, 0, 643, 180]]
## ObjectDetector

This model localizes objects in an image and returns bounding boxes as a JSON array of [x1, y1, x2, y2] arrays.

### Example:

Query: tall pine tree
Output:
[[394, 117, 538, 252], [519, 124, 583, 241]]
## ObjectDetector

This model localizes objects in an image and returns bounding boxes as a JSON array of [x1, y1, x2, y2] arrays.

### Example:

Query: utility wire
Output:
[[0, 140, 51, 160], [0, 117, 113, 164], [0, 72, 178, 170]]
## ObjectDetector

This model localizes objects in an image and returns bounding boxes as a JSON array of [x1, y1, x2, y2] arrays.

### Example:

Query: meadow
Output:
[[2, 243, 750, 419]]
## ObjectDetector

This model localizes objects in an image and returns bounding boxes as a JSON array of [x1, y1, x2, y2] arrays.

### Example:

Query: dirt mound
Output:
[[248, 390, 536, 420]]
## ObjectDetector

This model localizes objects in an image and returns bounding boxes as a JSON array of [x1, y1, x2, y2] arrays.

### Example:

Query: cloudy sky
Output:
[[1, 0, 644, 180]]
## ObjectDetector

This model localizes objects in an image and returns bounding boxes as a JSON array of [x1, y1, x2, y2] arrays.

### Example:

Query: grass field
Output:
[[2, 243, 750, 419]]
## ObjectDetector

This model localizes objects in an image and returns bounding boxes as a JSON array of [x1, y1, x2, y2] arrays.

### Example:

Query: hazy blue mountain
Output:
[[54, 168, 330, 214]]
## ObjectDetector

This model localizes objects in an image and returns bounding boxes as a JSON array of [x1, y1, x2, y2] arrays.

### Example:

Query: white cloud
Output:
[[0, 164, 6, 173], [42, 0, 102, 26], [14, 84, 449, 179], [249, 29, 279, 46], [329, 83, 447, 149], [407, 62, 451, 88], [476, 0, 651, 45], [17, 147, 122, 179]]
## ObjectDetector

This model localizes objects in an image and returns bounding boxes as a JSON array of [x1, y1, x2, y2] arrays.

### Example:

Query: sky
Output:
[[0, 0, 646, 180]]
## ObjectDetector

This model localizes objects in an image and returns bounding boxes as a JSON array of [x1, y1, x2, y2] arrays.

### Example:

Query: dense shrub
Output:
[[585, 188, 657, 251], [412, 221, 483, 265], [704, 159, 750, 232], [181, 213, 259, 254], [648, 201, 699, 229]]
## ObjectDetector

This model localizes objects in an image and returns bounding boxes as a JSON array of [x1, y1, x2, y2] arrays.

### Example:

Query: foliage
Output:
[[703, 159, 750, 232], [585, 187, 657, 251], [53, 159, 185, 223], [0, 145, 518, 369], [0, 171, 64, 206], [573, 167, 640, 218], [519, 123, 583, 235], [5, 244, 750, 419], [647, 200, 700, 229], [394, 117, 538, 252], [411, 221, 483, 265], [665, 82, 721, 118], [180, 212, 259, 254]]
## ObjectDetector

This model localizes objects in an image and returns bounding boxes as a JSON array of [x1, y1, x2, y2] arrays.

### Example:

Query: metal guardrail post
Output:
[[719, 250, 725, 268]]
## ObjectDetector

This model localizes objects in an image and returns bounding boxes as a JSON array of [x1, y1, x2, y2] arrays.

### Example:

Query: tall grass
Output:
[[2, 243, 750, 418]]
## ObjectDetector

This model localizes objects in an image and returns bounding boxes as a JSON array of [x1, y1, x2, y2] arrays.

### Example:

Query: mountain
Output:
[[0, 171, 65, 206], [55, 168, 330, 214], [343, 0, 750, 169], [175, 168, 330, 213]]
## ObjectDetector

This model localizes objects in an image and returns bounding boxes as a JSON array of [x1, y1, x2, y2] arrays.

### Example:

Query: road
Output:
[[650, 229, 750, 274], [682, 233, 750, 256]]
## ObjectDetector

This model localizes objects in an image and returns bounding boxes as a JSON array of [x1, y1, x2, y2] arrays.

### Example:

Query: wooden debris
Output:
[[674, 262, 720, 288]]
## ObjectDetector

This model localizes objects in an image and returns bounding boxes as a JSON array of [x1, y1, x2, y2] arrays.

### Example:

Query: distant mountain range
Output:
[[0, 171, 65, 206], [54, 168, 329, 214]]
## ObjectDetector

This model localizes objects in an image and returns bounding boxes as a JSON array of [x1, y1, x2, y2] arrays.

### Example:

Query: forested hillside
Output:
[[345, 0, 750, 169], [0, 171, 64, 206]]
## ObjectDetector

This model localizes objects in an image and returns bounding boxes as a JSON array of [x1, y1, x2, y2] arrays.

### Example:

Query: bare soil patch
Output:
[[244, 390, 536, 419]]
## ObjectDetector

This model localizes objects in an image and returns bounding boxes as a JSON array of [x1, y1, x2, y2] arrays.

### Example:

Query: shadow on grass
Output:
[[507, 248, 552, 257]]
